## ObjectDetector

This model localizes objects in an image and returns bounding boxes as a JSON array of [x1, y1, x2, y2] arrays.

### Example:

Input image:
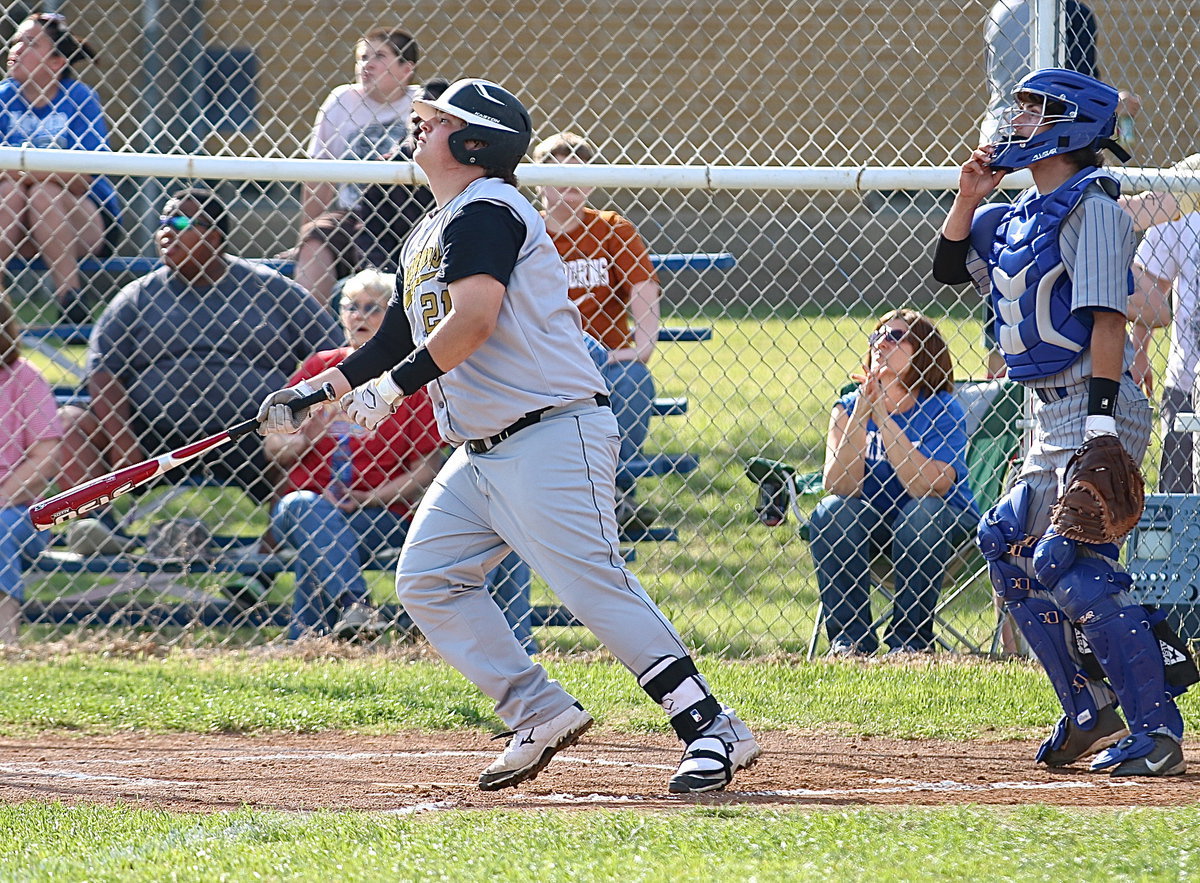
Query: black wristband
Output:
[[1087, 377, 1120, 416], [389, 347, 445, 396]]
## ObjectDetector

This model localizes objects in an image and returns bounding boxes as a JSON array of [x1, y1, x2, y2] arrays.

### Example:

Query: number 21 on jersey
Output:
[[419, 288, 452, 334]]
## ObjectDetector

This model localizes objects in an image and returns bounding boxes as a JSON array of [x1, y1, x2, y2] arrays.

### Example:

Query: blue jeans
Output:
[[808, 495, 975, 653], [272, 492, 408, 639], [601, 359, 655, 492], [0, 506, 45, 602], [271, 491, 536, 650]]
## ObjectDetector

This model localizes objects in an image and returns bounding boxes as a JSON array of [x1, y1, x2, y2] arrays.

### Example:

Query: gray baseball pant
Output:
[[395, 401, 697, 730], [1013, 376, 1153, 710]]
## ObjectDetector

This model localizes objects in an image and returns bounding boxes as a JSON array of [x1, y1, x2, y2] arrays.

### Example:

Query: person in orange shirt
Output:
[[533, 132, 661, 526]]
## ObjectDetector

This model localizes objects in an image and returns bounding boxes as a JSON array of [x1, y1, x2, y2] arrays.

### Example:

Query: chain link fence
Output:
[[1, 0, 1197, 654]]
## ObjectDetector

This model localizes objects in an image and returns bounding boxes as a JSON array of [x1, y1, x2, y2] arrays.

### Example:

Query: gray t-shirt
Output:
[[981, 0, 1100, 143], [87, 256, 343, 436]]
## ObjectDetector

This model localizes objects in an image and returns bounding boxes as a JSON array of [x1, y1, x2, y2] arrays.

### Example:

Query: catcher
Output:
[[933, 68, 1197, 777]]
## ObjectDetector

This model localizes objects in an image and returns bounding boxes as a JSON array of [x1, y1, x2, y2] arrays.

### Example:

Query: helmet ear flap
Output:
[[447, 129, 475, 166], [448, 124, 530, 173]]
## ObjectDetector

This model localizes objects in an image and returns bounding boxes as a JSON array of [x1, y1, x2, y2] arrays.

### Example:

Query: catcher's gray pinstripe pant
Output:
[[1009, 374, 1152, 709], [1016, 374, 1152, 551]]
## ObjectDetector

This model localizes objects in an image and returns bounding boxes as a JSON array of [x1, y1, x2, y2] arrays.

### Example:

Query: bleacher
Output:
[[28, 251, 732, 476]]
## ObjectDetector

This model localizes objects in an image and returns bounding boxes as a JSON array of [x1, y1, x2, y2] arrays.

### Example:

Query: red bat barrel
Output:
[[29, 456, 176, 529], [28, 383, 334, 531]]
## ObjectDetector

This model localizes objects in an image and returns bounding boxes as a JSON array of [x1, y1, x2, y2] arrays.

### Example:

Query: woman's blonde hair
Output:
[[341, 269, 396, 303]]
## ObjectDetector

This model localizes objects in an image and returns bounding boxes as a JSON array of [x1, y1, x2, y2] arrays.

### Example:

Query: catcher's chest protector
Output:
[[989, 168, 1116, 381]]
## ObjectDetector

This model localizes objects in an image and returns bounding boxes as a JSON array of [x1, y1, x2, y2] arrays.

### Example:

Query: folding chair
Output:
[[746, 378, 1026, 659]]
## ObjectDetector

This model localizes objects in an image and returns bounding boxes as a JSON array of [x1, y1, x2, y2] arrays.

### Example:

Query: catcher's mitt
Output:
[[1050, 434, 1145, 544]]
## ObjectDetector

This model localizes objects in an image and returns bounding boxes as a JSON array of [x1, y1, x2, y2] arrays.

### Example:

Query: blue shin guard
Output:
[[989, 559, 1105, 750], [982, 488, 1123, 762], [1052, 558, 1184, 757]]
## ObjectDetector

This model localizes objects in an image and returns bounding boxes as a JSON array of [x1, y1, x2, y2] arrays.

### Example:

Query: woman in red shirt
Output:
[[265, 270, 443, 639]]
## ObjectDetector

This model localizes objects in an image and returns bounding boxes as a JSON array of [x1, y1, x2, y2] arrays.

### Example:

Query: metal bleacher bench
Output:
[[10, 250, 736, 279]]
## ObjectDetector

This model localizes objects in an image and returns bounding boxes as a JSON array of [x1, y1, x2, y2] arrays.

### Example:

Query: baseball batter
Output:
[[258, 78, 760, 794], [934, 68, 1197, 776]]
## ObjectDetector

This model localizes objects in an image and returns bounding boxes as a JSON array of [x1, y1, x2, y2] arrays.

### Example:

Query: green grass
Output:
[[3, 803, 1200, 882], [0, 652, 1193, 881], [1, 652, 1196, 741], [7, 312, 1190, 881]]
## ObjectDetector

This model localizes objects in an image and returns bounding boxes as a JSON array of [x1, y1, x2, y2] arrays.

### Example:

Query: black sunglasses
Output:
[[868, 327, 907, 347]]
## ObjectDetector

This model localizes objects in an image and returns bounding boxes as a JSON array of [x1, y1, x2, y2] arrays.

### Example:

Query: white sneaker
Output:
[[478, 703, 594, 791], [332, 603, 385, 641], [668, 733, 763, 794]]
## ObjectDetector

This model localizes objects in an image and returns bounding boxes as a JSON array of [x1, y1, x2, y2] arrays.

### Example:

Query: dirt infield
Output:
[[1, 729, 1197, 813]]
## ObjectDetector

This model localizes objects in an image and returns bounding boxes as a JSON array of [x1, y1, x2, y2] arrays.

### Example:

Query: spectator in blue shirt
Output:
[[809, 309, 979, 656], [0, 13, 118, 323]]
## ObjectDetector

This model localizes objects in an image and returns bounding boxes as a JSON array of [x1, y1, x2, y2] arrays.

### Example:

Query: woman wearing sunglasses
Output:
[[0, 13, 118, 323], [264, 269, 536, 648], [265, 269, 443, 640], [808, 308, 978, 656]]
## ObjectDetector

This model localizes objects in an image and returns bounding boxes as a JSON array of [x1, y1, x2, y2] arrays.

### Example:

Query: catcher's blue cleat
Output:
[[1091, 732, 1186, 777], [1036, 705, 1127, 767]]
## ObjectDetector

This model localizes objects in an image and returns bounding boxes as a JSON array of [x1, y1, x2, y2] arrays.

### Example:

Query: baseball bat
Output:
[[29, 383, 336, 531]]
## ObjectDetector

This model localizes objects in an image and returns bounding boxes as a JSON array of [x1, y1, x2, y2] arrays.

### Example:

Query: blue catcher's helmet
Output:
[[413, 78, 532, 174], [989, 68, 1128, 171]]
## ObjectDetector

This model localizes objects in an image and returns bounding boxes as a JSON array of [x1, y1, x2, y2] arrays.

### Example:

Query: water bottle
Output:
[[1117, 113, 1135, 147], [327, 419, 363, 507]]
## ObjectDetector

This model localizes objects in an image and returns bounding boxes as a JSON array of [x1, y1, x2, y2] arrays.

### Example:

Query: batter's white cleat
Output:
[[478, 703, 594, 791], [668, 732, 763, 794]]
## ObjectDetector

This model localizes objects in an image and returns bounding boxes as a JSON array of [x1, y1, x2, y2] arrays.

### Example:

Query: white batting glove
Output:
[[343, 373, 404, 431], [256, 381, 316, 436]]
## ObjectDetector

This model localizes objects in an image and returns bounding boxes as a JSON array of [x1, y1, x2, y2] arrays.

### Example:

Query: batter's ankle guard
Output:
[[638, 655, 721, 742]]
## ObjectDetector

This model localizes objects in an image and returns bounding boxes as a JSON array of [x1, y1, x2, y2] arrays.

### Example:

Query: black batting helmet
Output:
[[413, 78, 532, 173]]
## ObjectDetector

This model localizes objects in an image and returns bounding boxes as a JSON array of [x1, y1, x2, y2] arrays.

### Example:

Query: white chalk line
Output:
[[57, 750, 496, 766], [0, 748, 671, 793], [379, 801, 461, 815], [30, 748, 676, 772], [508, 777, 1146, 805], [0, 763, 193, 788], [739, 777, 1143, 798], [371, 781, 480, 789]]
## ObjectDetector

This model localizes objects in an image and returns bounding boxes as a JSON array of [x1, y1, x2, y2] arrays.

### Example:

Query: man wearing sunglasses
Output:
[[58, 187, 343, 502]]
